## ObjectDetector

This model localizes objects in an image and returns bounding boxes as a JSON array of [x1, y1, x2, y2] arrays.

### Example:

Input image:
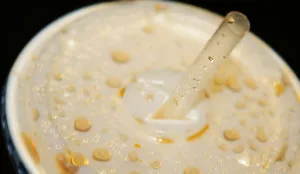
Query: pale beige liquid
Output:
[[16, 1, 300, 174]]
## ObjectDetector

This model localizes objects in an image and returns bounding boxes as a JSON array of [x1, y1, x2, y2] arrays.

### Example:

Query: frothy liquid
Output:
[[15, 1, 300, 174]]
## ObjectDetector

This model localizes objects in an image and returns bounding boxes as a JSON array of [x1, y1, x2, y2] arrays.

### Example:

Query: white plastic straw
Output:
[[154, 11, 250, 119]]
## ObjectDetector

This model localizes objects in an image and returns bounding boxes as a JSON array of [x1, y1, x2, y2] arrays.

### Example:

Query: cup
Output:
[[2, 0, 299, 173]]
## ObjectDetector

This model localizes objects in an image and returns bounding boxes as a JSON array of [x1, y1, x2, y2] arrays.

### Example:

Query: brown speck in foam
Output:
[[184, 167, 200, 174], [256, 127, 268, 143], [226, 75, 241, 92], [119, 87, 126, 97], [274, 81, 285, 96], [154, 4, 168, 12], [276, 144, 288, 161], [143, 25, 155, 34], [156, 137, 174, 144], [134, 143, 141, 148], [22, 132, 40, 164], [56, 151, 78, 174], [244, 77, 257, 90], [187, 124, 210, 141], [70, 152, 89, 166]]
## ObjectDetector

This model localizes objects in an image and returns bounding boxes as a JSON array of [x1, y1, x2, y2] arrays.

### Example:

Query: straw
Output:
[[154, 11, 250, 119]]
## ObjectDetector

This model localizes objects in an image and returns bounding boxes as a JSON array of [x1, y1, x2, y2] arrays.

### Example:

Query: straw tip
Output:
[[226, 11, 250, 30]]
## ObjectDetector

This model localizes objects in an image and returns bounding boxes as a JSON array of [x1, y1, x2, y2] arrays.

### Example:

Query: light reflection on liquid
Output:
[[237, 154, 250, 167]]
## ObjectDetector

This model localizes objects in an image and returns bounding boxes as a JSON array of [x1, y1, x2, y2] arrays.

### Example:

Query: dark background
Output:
[[2, 0, 298, 173]]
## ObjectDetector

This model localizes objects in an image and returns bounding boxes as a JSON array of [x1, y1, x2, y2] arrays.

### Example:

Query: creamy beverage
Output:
[[10, 1, 300, 174]]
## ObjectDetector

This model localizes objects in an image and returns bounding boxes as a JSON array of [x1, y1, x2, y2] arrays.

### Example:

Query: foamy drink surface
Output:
[[16, 1, 300, 173]]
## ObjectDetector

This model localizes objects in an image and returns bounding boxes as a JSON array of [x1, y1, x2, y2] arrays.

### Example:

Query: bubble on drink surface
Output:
[[223, 129, 240, 141], [72, 154, 89, 166], [128, 151, 140, 162], [92, 148, 112, 162], [233, 144, 244, 154], [111, 50, 131, 64], [74, 117, 92, 132], [150, 160, 161, 169]]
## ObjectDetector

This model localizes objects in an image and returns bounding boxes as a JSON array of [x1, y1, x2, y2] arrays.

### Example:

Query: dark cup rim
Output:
[[1, 81, 28, 174]]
